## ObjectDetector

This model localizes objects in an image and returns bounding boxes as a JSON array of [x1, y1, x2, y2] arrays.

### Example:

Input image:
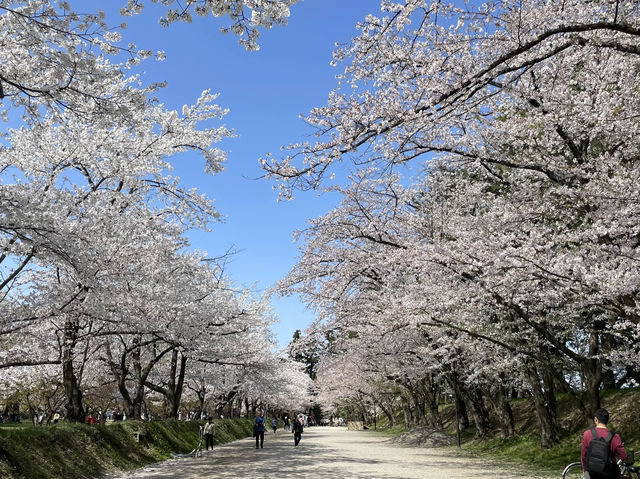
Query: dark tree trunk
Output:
[[130, 339, 145, 419], [215, 387, 238, 418], [401, 397, 413, 429], [425, 374, 443, 429], [379, 401, 396, 428], [169, 353, 187, 418], [489, 387, 515, 439], [526, 365, 560, 448], [406, 380, 426, 426], [447, 369, 470, 432], [159, 350, 187, 418], [62, 354, 85, 421], [427, 393, 442, 428], [456, 394, 470, 431], [105, 337, 173, 420], [463, 388, 490, 438], [601, 333, 615, 390], [581, 332, 603, 417], [144, 349, 188, 419], [62, 320, 85, 422], [238, 397, 245, 418], [193, 383, 206, 420]]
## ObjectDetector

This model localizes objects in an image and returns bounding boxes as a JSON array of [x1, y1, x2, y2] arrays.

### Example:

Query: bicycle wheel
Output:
[[562, 462, 584, 478], [621, 467, 640, 479]]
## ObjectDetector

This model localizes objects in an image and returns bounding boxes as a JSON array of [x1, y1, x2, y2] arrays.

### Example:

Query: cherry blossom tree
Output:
[[121, 0, 299, 50], [0, 0, 303, 421], [267, 0, 640, 448], [0, 0, 296, 121], [278, 157, 640, 444]]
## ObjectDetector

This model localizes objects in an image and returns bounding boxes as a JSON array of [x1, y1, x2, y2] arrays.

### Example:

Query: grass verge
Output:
[[370, 388, 640, 476], [0, 417, 252, 479]]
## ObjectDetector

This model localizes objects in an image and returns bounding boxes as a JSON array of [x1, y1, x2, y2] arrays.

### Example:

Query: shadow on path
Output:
[[107, 427, 556, 479]]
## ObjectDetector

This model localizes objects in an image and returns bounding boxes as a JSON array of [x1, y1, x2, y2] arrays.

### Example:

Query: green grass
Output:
[[369, 388, 640, 476], [369, 414, 407, 437], [0, 417, 253, 479]]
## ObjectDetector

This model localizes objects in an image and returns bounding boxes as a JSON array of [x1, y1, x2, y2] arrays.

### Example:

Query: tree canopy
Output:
[[269, 0, 640, 448], [0, 0, 310, 423]]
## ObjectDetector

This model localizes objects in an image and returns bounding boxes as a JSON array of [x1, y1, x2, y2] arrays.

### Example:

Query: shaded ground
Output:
[[106, 427, 558, 478], [389, 426, 456, 447]]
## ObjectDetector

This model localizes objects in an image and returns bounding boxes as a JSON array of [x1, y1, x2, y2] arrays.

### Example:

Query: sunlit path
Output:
[[108, 427, 556, 479]]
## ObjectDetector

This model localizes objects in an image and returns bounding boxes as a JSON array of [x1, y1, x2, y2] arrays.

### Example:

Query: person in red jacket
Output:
[[581, 408, 627, 479]]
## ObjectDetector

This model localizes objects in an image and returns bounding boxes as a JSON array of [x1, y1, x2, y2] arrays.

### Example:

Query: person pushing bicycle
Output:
[[581, 408, 628, 479]]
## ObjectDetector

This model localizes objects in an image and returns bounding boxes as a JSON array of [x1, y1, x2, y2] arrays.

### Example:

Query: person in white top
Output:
[[204, 419, 216, 450]]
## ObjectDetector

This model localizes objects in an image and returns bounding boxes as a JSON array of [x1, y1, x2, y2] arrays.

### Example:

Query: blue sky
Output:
[[98, 1, 383, 347]]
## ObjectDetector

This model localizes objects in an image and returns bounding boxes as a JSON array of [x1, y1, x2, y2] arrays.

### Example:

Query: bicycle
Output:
[[170, 425, 203, 459], [562, 451, 639, 478]]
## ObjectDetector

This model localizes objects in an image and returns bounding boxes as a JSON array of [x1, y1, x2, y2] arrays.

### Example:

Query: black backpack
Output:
[[585, 428, 614, 474]]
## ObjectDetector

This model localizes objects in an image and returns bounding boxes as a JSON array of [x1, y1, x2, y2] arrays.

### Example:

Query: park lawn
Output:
[[0, 417, 253, 479]]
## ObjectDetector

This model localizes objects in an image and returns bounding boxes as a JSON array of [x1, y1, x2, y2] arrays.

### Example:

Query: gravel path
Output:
[[108, 427, 558, 479]]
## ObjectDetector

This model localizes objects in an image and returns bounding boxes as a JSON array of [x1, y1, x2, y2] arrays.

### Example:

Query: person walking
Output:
[[204, 419, 215, 451], [293, 414, 304, 447], [581, 408, 627, 479], [271, 418, 278, 434], [254, 410, 266, 449]]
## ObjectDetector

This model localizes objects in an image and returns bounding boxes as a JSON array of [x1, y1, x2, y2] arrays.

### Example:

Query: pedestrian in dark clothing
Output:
[[254, 411, 266, 449], [293, 415, 304, 446]]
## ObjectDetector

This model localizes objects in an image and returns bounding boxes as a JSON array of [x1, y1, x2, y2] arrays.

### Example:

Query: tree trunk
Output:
[[62, 352, 85, 422], [401, 397, 412, 429], [427, 394, 442, 428], [215, 387, 238, 418], [448, 369, 470, 432], [105, 337, 172, 420], [378, 401, 396, 428], [463, 388, 490, 438], [145, 349, 188, 419], [169, 353, 187, 418], [130, 339, 145, 419], [600, 331, 615, 390], [425, 374, 443, 429], [62, 319, 85, 422], [194, 377, 206, 419], [406, 380, 425, 426], [489, 386, 515, 439], [456, 394, 470, 431], [580, 332, 603, 417], [526, 365, 559, 448]]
